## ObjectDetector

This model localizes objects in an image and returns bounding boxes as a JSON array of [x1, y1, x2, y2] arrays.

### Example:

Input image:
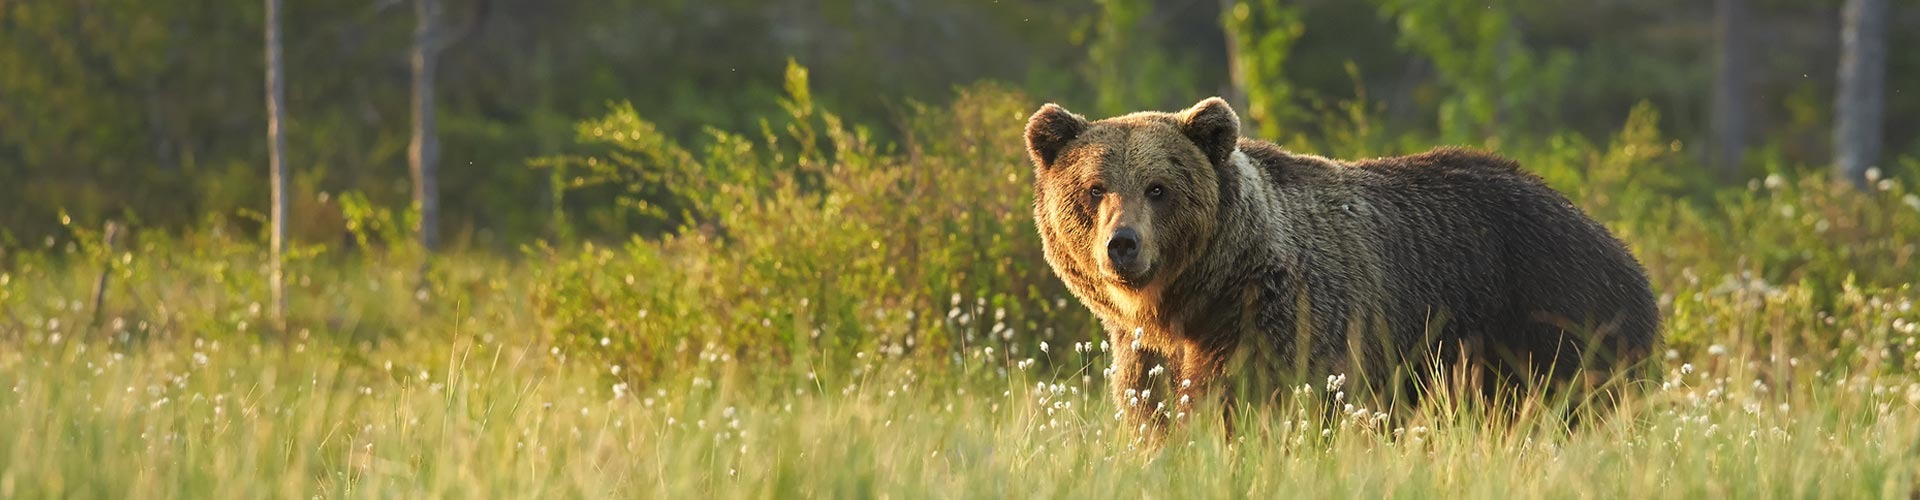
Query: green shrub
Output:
[[531, 67, 1094, 379]]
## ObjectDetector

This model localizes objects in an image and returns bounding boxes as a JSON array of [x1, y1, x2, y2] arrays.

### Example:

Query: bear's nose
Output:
[[1107, 227, 1140, 266]]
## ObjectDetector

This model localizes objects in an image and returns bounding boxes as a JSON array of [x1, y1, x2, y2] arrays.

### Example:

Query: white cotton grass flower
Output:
[[1326, 373, 1347, 392]]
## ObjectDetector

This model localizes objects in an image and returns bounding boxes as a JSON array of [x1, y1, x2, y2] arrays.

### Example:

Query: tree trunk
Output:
[[410, 0, 442, 251], [1218, 0, 1247, 114], [1833, 0, 1887, 189], [265, 0, 289, 328], [1711, 0, 1750, 179]]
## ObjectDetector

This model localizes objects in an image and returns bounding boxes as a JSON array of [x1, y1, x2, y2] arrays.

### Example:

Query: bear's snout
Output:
[[1107, 227, 1140, 263], [1105, 227, 1148, 283]]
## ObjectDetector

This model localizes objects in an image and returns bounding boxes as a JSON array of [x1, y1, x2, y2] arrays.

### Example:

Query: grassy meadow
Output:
[[4, 82, 1920, 498]]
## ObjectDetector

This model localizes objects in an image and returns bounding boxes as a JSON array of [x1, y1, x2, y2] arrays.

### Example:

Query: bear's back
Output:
[[1235, 139, 1658, 386]]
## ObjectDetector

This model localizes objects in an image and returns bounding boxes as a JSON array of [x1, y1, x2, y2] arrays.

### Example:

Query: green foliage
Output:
[[1374, 0, 1574, 143], [1079, 0, 1206, 116], [1225, 0, 1306, 139], [338, 191, 416, 255], [6, 0, 1918, 247], [529, 75, 1093, 379]]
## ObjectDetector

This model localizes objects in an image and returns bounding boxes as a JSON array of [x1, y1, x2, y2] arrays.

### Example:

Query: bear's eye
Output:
[[1088, 185, 1106, 200], [1146, 185, 1166, 200]]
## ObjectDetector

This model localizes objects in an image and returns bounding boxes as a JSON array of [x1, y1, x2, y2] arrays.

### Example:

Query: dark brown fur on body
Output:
[[1025, 98, 1660, 431]]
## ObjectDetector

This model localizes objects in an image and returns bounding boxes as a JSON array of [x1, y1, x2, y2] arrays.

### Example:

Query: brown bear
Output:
[[1024, 97, 1659, 429]]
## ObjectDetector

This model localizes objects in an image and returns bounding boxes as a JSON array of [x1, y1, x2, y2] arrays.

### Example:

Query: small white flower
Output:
[[1707, 344, 1727, 357], [1039, 341, 1050, 353], [1325, 373, 1347, 392]]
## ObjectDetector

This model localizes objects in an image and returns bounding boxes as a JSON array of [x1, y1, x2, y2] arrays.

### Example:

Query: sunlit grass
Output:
[[3, 313, 1917, 498]]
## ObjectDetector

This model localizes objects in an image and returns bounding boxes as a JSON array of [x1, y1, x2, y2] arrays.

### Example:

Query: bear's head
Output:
[[1024, 98, 1239, 311]]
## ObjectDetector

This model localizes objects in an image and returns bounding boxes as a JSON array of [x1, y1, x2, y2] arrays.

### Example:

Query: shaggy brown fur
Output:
[[1024, 98, 1659, 430]]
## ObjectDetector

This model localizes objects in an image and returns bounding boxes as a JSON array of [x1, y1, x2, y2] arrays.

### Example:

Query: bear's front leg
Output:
[[1172, 341, 1234, 436], [1107, 328, 1169, 434]]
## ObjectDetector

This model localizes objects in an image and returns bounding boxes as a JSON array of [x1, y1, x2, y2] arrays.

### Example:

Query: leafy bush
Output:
[[531, 65, 1094, 379]]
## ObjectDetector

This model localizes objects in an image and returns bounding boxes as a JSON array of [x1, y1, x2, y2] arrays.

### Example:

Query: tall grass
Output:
[[3, 313, 1916, 497]]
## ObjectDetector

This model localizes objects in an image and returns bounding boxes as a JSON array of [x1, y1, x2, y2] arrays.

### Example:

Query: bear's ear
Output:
[[1025, 103, 1089, 170], [1177, 97, 1240, 166]]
